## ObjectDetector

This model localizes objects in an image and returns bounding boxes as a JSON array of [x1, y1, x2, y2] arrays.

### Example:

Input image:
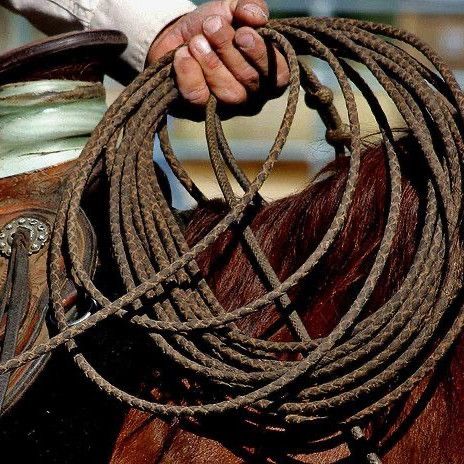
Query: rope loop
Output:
[[0, 17, 463, 460]]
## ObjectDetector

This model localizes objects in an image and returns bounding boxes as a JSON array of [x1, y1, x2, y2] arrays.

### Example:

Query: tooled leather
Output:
[[0, 163, 97, 412], [0, 161, 76, 201], [0, 30, 124, 414]]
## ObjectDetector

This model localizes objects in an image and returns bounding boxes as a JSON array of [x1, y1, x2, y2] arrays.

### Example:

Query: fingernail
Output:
[[192, 36, 212, 55], [236, 32, 255, 49], [242, 4, 268, 20], [203, 15, 222, 35]]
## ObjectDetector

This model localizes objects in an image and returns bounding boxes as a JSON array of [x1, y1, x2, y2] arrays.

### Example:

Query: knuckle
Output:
[[181, 15, 196, 40], [214, 36, 231, 51], [184, 86, 210, 105], [253, 46, 268, 65], [203, 52, 223, 70], [262, 2, 270, 16], [240, 68, 259, 90], [222, 87, 247, 104], [213, 40, 235, 59], [277, 67, 290, 88], [208, 26, 235, 50], [220, 0, 234, 20]]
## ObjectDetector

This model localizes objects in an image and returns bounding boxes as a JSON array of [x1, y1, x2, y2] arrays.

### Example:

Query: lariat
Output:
[[0, 17, 463, 463]]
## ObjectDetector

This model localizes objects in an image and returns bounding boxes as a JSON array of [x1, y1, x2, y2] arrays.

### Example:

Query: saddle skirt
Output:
[[0, 162, 97, 412], [0, 30, 127, 415]]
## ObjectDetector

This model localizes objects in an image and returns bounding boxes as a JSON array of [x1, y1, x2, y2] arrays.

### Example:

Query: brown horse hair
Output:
[[184, 136, 423, 342], [110, 135, 464, 463]]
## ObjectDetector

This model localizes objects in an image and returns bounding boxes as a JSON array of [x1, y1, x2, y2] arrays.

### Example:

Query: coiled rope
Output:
[[2, 17, 464, 462]]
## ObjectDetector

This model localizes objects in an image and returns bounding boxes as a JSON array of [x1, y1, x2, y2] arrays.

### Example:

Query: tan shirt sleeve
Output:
[[1, 0, 196, 71]]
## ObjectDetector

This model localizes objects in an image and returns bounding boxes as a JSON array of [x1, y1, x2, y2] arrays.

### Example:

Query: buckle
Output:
[[0, 217, 49, 257]]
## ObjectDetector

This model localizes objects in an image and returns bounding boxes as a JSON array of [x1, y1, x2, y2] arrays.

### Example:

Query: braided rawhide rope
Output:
[[3, 17, 464, 462]]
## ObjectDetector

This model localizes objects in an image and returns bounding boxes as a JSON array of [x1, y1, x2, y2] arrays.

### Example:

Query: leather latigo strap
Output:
[[0, 165, 97, 413]]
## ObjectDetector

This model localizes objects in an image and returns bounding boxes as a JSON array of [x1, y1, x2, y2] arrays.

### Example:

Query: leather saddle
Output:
[[0, 30, 127, 414]]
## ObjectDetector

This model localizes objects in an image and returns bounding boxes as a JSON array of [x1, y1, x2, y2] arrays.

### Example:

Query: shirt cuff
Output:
[[89, 0, 196, 72]]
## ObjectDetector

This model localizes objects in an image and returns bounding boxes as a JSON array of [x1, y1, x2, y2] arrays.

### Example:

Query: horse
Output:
[[108, 134, 464, 464], [2, 132, 461, 464], [0, 17, 463, 464]]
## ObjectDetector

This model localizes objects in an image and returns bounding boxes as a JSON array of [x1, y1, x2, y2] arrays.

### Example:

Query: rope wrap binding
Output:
[[1, 17, 464, 460]]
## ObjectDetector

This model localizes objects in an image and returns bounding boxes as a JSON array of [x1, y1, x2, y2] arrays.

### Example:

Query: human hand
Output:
[[147, 0, 290, 108]]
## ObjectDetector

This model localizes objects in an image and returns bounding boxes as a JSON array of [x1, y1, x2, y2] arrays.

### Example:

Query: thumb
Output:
[[147, 0, 269, 65], [148, 1, 237, 63], [147, 21, 185, 64], [147, 1, 232, 64]]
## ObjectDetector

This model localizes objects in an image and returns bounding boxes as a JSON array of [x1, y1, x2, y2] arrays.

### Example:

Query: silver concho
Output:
[[0, 217, 49, 257]]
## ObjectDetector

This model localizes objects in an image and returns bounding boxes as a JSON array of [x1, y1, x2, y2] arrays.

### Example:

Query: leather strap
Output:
[[0, 229, 31, 411]]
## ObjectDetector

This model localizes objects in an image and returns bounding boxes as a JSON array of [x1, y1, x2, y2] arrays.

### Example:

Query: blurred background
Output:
[[1, 0, 464, 208]]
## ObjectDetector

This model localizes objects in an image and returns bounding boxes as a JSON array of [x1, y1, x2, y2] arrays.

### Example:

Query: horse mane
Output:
[[184, 136, 423, 341], [110, 135, 464, 463]]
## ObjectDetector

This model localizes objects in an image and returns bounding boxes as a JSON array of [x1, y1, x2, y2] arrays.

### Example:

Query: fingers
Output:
[[232, 0, 269, 26], [188, 34, 248, 104], [171, 3, 290, 107], [173, 47, 210, 106], [202, 15, 260, 92], [147, 23, 184, 64], [235, 27, 290, 88]]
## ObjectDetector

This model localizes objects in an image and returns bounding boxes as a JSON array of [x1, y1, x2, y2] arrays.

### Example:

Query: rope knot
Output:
[[325, 124, 352, 146], [305, 87, 334, 108]]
